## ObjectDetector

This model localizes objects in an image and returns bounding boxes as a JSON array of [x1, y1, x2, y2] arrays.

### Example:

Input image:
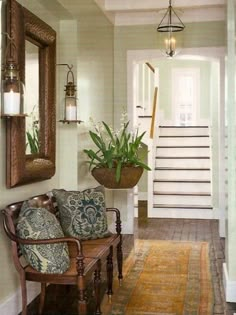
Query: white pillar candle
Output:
[[4, 90, 20, 115], [65, 97, 77, 120], [66, 106, 77, 120]]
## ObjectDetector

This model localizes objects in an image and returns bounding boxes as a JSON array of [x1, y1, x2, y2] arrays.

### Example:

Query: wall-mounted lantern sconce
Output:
[[57, 63, 81, 124], [1, 33, 25, 117]]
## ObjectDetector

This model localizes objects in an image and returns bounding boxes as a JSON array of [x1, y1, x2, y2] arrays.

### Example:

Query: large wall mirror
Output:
[[5, 0, 56, 188]]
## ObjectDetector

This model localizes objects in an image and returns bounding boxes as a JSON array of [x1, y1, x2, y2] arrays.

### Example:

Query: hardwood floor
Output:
[[22, 215, 236, 315]]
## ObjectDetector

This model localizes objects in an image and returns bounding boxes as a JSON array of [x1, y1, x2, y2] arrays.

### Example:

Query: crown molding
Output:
[[94, 0, 225, 26], [114, 7, 225, 26]]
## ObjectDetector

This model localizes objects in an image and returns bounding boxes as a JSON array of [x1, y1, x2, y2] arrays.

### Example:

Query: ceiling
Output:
[[94, 0, 226, 26]]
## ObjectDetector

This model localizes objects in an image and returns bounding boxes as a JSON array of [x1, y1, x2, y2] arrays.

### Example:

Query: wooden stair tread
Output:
[[159, 126, 209, 128], [155, 167, 210, 171], [156, 145, 210, 148], [159, 135, 209, 138], [154, 191, 211, 196], [153, 204, 213, 209], [155, 156, 210, 159], [154, 179, 210, 183]]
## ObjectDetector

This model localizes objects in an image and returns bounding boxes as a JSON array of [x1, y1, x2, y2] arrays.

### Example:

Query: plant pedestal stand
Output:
[[107, 189, 135, 235]]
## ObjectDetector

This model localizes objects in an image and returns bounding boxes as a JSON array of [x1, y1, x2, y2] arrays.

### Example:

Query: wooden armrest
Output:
[[3, 217, 83, 256], [106, 207, 122, 235]]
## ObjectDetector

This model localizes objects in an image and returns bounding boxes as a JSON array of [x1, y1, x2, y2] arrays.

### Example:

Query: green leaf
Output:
[[115, 160, 122, 182], [102, 121, 115, 144]]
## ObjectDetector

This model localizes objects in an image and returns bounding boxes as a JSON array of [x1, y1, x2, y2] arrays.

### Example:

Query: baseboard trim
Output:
[[223, 263, 236, 302], [149, 208, 214, 219], [0, 282, 40, 315]]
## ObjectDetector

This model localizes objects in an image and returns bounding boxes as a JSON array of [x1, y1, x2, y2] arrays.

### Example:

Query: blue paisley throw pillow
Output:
[[52, 186, 111, 240], [16, 205, 70, 274]]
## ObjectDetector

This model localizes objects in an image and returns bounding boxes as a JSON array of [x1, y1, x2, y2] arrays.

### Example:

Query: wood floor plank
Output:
[[21, 214, 235, 315]]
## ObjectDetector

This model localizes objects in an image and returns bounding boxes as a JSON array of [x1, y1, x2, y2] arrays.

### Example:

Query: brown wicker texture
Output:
[[5, 0, 56, 188], [92, 166, 144, 189]]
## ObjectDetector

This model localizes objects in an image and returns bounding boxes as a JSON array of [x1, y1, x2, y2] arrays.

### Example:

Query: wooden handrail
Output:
[[150, 87, 158, 139], [145, 62, 155, 73]]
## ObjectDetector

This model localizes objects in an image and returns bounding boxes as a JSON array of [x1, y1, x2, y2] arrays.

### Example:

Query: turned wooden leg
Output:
[[107, 246, 113, 299], [77, 257, 87, 315], [94, 260, 102, 315], [77, 285, 87, 315], [117, 238, 123, 285], [20, 274, 27, 315], [39, 283, 46, 315]]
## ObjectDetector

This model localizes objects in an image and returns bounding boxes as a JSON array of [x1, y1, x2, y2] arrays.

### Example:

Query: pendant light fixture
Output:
[[157, 0, 185, 58]]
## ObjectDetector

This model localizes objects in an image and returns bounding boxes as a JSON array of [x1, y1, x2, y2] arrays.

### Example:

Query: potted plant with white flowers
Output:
[[84, 112, 151, 189]]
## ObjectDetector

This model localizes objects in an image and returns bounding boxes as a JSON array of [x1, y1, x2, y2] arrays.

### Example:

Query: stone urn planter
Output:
[[92, 166, 144, 189]]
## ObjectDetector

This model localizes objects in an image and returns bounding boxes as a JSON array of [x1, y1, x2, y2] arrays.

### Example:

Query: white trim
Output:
[[149, 208, 214, 219], [114, 7, 225, 26], [94, 0, 225, 26], [0, 282, 40, 315], [104, 0, 225, 11], [223, 263, 236, 302]]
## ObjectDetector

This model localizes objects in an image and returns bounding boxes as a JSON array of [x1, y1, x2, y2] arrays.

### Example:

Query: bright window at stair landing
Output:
[[172, 68, 200, 126]]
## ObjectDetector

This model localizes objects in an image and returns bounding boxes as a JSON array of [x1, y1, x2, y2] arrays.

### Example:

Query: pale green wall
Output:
[[114, 21, 225, 123], [0, 0, 114, 308], [74, 3, 114, 190]]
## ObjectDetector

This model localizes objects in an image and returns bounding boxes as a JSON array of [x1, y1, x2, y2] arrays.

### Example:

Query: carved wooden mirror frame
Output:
[[5, 0, 56, 188]]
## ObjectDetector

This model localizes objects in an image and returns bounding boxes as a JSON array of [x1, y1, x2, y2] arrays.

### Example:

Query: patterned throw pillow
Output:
[[17, 205, 70, 274], [52, 186, 111, 240]]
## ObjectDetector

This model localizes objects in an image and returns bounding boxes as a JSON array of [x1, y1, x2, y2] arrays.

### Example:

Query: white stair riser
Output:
[[155, 170, 211, 181], [154, 194, 212, 205], [152, 125, 213, 218], [158, 137, 209, 146], [155, 158, 210, 168], [159, 128, 209, 136], [153, 182, 211, 193], [150, 208, 214, 219], [156, 147, 210, 157]]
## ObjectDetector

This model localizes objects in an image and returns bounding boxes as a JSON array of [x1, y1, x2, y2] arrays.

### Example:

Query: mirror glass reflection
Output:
[[25, 40, 39, 154]]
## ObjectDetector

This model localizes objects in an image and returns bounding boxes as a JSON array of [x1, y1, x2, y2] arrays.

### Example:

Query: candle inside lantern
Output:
[[3, 90, 20, 115], [65, 97, 77, 120], [170, 37, 176, 51]]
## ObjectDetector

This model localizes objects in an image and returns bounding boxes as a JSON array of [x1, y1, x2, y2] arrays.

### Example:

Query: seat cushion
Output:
[[16, 205, 70, 274], [52, 186, 111, 240]]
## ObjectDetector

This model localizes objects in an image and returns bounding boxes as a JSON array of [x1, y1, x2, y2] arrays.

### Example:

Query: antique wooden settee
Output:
[[2, 187, 123, 315]]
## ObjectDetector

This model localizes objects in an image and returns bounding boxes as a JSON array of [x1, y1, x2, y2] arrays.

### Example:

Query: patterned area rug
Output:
[[102, 240, 213, 315]]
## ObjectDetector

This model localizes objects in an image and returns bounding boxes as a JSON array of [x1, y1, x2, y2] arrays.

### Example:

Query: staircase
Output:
[[153, 126, 213, 219]]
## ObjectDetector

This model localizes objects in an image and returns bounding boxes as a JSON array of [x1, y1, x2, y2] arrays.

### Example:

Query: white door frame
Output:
[[127, 46, 226, 237]]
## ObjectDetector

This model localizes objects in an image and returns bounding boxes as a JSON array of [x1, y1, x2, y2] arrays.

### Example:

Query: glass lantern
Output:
[[2, 40, 25, 116], [64, 79, 77, 121]]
